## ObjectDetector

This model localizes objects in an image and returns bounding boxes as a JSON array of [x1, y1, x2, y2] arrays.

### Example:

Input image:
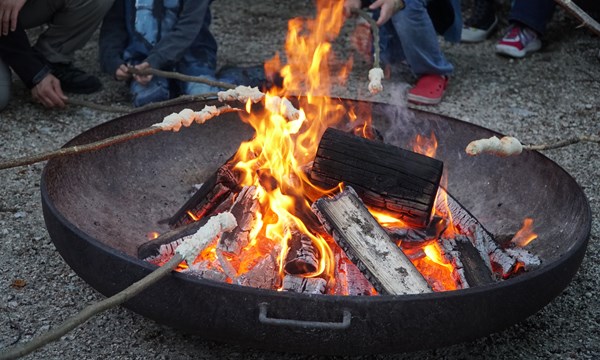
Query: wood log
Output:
[[218, 186, 260, 256], [284, 229, 319, 275], [332, 249, 377, 296], [312, 186, 432, 295], [310, 127, 443, 229], [440, 235, 495, 288], [235, 245, 281, 289], [282, 275, 327, 294], [168, 162, 240, 228]]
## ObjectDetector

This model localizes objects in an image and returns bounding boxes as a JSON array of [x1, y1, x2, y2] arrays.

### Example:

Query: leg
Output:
[[389, 0, 454, 77], [130, 77, 171, 107], [20, 0, 114, 64], [0, 57, 11, 111], [508, 0, 556, 35]]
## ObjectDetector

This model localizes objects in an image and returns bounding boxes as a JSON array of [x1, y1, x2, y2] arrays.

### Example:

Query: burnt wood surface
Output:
[[313, 187, 432, 295], [284, 229, 319, 275], [310, 127, 443, 229], [218, 186, 259, 256]]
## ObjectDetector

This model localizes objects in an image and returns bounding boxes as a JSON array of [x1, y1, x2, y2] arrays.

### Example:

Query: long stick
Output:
[[350, 8, 381, 69], [554, 0, 600, 37], [0, 252, 183, 360], [525, 134, 600, 151], [0, 106, 240, 170], [127, 67, 237, 90]]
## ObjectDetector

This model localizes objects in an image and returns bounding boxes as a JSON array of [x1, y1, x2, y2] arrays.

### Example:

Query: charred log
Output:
[[310, 127, 443, 229], [168, 162, 240, 228], [440, 235, 495, 288], [284, 229, 319, 275], [235, 246, 281, 289], [332, 249, 377, 296], [218, 186, 260, 256], [312, 186, 432, 295], [282, 275, 327, 294]]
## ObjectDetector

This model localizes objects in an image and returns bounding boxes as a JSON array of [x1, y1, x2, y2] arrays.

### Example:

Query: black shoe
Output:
[[51, 63, 102, 94]]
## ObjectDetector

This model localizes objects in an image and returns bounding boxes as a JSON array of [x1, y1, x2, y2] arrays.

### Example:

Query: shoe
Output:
[[495, 24, 542, 58], [461, 0, 497, 43], [407, 75, 448, 105], [51, 63, 102, 94], [217, 65, 277, 89]]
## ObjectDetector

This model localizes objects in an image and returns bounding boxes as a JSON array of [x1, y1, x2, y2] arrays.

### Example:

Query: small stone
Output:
[[13, 211, 26, 219], [585, 104, 592, 110]]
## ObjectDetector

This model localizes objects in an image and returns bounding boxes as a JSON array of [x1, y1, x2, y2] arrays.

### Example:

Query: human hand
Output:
[[31, 73, 68, 108], [133, 62, 152, 86], [0, 0, 27, 36], [369, 0, 404, 26], [115, 64, 131, 81], [343, 0, 362, 18]]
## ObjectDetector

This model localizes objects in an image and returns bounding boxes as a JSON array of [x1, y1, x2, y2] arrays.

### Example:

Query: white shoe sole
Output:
[[461, 17, 498, 43], [407, 93, 443, 105], [496, 40, 542, 58]]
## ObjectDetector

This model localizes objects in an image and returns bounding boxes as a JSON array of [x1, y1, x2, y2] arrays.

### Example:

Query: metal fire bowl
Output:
[[41, 98, 591, 355]]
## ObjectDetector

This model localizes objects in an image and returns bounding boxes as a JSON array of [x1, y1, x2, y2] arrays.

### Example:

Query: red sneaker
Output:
[[407, 75, 448, 105]]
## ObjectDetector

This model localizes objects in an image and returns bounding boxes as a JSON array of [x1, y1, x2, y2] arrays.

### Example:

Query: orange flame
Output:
[[229, 0, 352, 280], [411, 132, 438, 158], [511, 218, 538, 247]]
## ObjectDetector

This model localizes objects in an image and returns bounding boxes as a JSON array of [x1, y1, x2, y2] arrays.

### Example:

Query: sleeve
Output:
[[144, 0, 211, 69], [0, 24, 51, 89], [99, 0, 129, 76]]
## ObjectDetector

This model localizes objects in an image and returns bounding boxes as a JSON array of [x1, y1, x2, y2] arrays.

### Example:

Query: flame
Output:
[[146, 231, 160, 240], [411, 132, 438, 158], [511, 218, 538, 247], [402, 241, 458, 291], [229, 0, 351, 280], [370, 208, 408, 229], [187, 210, 200, 222]]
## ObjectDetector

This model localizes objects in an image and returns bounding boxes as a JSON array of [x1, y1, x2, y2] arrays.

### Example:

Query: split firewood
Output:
[[332, 248, 377, 296], [312, 186, 432, 295], [0, 212, 236, 360], [168, 162, 240, 228], [284, 229, 320, 275], [282, 275, 327, 294], [218, 186, 260, 256], [439, 235, 495, 288], [0, 105, 241, 171], [234, 245, 282, 289], [466, 134, 600, 157], [311, 127, 444, 229]]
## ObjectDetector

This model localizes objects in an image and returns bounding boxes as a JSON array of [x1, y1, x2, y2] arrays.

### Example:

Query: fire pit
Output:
[[41, 97, 590, 355]]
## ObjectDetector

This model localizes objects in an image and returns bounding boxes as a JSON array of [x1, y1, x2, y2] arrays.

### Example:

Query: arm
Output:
[[99, 0, 129, 78], [344, 0, 404, 25], [144, 0, 211, 70], [0, 24, 66, 107]]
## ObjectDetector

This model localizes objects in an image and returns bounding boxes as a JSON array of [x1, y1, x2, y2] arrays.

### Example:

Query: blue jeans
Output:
[[509, 0, 556, 35], [378, 0, 453, 77]]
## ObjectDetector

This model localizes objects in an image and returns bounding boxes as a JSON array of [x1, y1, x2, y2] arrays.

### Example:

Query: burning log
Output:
[[312, 186, 432, 295], [234, 245, 281, 289], [218, 186, 260, 256], [168, 162, 240, 228], [284, 229, 319, 275], [310, 127, 443, 229], [282, 275, 327, 294], [332, 249, 377, 296], [440, 235, 495, 288]]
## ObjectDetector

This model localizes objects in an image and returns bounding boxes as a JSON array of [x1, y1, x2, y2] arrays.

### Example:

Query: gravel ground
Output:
[[1, 1, 599, 359]]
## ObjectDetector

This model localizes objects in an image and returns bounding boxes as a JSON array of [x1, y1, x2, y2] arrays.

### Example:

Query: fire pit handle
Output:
[[258, 303, 351, 330]]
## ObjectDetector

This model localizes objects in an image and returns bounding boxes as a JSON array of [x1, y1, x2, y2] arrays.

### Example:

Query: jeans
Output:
[[378, 0, 453, 77], [0, 57, 11, 111], [508, 0, 556, 35]]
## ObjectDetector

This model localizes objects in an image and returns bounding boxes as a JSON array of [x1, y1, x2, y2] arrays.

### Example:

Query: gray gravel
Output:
[[1, 1, 599, 359]]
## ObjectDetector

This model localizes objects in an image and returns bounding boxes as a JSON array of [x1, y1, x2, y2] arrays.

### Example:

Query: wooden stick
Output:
[[524, 134, 600, 151], [350, 8, 381, 69], [0, 252, 184, 360], [127, 67, 237, 90], [0, 106, 240, 170], [554, 0, 600, 37], [66, 93, 220, 114]]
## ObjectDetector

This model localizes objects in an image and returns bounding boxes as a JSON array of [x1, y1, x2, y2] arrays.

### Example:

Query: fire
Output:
[[511, 218, 538, 247], [231, 0, 351, 280], [411, 132, 438, 158]]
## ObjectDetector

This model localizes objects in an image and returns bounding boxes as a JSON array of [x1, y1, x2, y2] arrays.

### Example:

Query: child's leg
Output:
[[130, 77, 171, 107], [389, 0, 453, 77], [0, 57, 11, 111]]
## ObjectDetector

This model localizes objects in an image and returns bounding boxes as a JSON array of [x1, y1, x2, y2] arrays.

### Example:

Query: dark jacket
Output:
[[0, 24, 51, 88], [99, 0, 216, 76]]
